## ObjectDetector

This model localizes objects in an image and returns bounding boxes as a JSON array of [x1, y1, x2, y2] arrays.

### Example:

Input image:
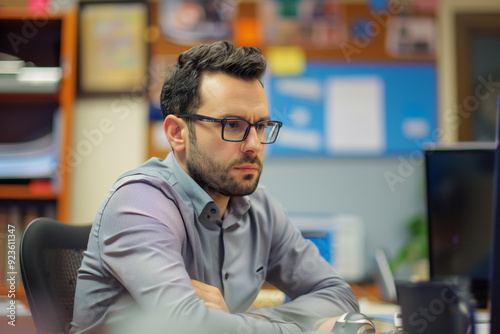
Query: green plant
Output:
[[391, 214, 428, 272]]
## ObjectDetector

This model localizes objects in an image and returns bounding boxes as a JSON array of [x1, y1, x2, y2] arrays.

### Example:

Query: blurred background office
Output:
[[0, 0, 499, 290]]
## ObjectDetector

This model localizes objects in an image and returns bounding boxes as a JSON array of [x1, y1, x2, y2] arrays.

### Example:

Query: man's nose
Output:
[[241, 126, 263, 154]]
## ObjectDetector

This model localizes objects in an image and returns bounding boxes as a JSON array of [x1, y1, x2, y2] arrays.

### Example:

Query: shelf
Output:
[[0, 7, 67, 20], [0, 183, 57, 200], [0, 8, 77, 223], [0, 6, 77, 304], [0, 67, 62, 94], [0, 92, 59, 102]]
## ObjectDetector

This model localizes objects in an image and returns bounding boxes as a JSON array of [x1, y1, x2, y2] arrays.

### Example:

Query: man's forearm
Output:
[[246, 281, 359, 331]]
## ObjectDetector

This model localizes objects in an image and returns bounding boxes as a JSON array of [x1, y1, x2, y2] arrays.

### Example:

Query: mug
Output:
[[396, 280, 474, 334]]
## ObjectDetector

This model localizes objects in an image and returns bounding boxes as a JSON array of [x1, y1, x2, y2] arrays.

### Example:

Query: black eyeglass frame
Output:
[[177, 113, 283, 144]]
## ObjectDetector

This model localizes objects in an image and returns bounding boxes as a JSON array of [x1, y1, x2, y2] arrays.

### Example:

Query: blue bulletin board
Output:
[[265, 62, 437, 157]]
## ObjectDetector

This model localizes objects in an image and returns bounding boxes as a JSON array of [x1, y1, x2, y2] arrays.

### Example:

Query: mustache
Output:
[[232, 155, 262, 169]]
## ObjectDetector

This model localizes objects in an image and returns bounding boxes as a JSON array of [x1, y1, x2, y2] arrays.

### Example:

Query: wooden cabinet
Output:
[[0, 8, 77, 295]]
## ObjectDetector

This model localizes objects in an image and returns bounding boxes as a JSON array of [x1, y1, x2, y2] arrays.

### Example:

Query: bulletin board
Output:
[[146, 1, 438, 159], [266, 62, 437, 157]]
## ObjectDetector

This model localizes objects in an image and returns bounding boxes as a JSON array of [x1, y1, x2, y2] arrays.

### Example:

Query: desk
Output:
[[372, 319, 397, 333], [358, 297, 399, 334]]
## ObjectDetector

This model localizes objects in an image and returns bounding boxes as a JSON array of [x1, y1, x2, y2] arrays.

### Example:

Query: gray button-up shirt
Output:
[[70, 153, 358, 334]]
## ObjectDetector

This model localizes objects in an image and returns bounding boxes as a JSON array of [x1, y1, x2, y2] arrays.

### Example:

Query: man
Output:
[[71, 41, 358, 334]]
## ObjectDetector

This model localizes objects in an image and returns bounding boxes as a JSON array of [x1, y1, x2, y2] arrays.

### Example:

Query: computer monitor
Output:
[[489, 99, 500, 334], [424, 142, 495, 309]]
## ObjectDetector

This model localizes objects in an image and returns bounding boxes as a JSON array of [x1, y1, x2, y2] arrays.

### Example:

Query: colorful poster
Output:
[[159, 0, 237, 44]]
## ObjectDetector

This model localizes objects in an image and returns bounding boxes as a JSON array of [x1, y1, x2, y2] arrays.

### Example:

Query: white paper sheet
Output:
[[325, 76, 386, 154]]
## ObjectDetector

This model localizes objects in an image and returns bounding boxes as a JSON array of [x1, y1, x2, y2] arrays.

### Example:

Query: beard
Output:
[[186, 138, 263, 197]]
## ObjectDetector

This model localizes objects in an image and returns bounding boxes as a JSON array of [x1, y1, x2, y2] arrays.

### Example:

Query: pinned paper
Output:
[[369, 0, 389, 11], [28, 0, 48, 14], [266, 46, 306, 76], [325, 75, 386, 154], [414, 0, 437, 13], [233, 17, 262, 47]]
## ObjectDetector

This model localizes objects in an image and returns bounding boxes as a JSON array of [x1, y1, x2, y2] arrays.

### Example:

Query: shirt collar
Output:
[[162, 153, 251, 230], [222, 196, 251, 230]]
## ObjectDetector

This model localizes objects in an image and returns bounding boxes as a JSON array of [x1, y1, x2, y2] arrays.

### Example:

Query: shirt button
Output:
[[224, 273, 229, 280]]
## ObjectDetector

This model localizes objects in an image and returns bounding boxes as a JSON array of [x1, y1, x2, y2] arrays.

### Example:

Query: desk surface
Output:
[[358, 297, 399, 334], [372, 319, 397, 333]]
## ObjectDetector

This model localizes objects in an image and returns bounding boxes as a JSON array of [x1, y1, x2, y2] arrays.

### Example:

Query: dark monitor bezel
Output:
[[489, 99, 500, 334]]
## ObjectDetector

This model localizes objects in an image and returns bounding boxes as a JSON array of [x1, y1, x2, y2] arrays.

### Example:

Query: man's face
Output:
[[185, 72, 269, 197]]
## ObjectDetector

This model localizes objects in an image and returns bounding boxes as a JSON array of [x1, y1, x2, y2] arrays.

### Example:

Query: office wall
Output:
[[260, 155, 425, 280], [69, 97, 148, 223]]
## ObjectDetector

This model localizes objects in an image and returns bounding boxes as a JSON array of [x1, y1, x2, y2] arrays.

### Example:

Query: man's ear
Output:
[[163, 115, 188, 153]]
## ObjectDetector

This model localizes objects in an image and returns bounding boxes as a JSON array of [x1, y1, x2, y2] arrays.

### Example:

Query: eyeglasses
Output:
[[177, 113, 282, 144]]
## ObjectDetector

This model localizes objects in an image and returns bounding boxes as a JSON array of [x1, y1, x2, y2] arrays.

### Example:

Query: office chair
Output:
[[20, 217, 92, 334]]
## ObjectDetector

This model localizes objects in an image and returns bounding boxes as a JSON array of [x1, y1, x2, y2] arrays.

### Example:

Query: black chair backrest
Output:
[[20, 217, 91, 334]]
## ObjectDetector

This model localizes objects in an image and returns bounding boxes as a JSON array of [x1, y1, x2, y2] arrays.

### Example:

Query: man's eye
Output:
[[226, 121, 242, 129], [256, 123, 267, 131]]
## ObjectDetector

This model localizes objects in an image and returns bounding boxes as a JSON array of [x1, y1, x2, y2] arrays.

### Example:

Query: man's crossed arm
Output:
[[190, 279, 340, 332]]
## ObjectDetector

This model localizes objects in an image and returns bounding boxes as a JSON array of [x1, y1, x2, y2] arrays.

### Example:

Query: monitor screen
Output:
[[425, 143, 495, 309]]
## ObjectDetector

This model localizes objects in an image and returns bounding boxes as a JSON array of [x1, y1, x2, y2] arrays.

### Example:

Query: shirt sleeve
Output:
[[245, 195, 359, 331], [94, 180, 305, 334]]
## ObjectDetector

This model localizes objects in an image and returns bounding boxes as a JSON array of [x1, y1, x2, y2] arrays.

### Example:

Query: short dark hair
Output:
[[160, 41, 267, 119]]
